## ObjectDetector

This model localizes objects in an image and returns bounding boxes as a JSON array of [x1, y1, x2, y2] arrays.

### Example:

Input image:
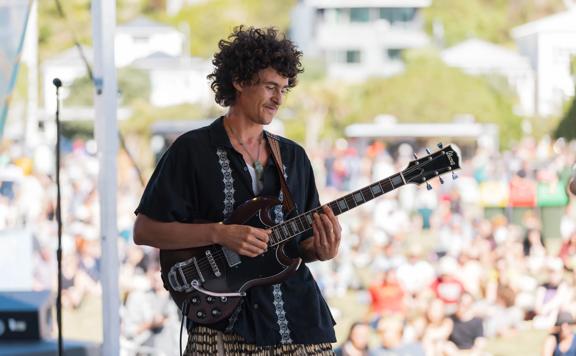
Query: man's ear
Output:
[[232, 81, 243, 93]]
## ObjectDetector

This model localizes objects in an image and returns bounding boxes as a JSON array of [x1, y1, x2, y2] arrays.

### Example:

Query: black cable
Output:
[[53, 77, 63, 356], [179, 300, 189, 356]]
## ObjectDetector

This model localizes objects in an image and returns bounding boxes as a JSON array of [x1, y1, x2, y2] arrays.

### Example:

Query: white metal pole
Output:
[[91, 0, 120, 355]]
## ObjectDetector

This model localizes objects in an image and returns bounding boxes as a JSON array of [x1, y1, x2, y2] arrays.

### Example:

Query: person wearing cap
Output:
[[542, 311, 576, 356]]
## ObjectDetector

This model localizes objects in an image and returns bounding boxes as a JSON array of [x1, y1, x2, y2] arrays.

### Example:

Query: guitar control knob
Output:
[[196, 310, 206, 319], [220, 297, 228, 303], [211, 308, 222, 317], [206, 296, 215, 304], [191, 296, 200, 305]]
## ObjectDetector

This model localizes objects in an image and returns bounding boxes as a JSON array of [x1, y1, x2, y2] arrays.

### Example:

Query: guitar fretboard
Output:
[[269, 172, 406, 246]]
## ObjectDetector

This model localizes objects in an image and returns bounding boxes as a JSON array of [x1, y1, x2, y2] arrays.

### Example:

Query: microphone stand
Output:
[[53, 78, 63, 356]]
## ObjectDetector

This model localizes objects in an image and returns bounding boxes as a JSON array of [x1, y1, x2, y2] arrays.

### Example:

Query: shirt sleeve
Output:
[[286, 147, 321, 258], [135, 137, 198, 222]]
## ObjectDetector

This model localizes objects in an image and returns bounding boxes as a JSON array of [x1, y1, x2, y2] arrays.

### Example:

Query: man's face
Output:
[[234, 67, 290, 125]]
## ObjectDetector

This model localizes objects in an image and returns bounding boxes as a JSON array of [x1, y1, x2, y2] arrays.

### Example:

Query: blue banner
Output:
[[0, 0, 32, 138]]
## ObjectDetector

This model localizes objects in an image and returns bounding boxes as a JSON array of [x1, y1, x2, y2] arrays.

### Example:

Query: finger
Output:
[[250, 227, 271, 243], [249, 235, 269, 251], [323, 206, 341, 234], [311, 216, 320, 245], [319, 213, 334, 237], [314, 213, 328, 246], [240, 242, 265, 257]]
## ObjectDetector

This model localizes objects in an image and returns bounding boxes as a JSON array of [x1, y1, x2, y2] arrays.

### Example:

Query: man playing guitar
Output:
[[133, 26, 341, 355]]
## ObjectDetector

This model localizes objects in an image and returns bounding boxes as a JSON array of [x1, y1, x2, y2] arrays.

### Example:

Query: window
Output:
[[346, 50, 362, 64], [379, 8, 416, 25], [327, 50, 362, 64], [331, 8, 349, 24], [350, 8, 370, 23], [387, 49, 402, 60]]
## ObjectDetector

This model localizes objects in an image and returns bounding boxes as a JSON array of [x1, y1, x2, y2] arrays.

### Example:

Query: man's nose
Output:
[[271, 89, 283, 104]]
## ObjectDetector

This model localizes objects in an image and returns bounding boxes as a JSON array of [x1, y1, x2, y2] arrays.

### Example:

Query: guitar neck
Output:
[[269, 172, 407, 247]]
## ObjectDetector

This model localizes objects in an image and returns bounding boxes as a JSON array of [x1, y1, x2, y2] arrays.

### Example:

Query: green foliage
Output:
[[63, 76, 93, 106], [118, 68, 151, 105], [61, 120, 94, 139], [36, 0, 560, 147], [287, 50, 522, 146], [38, 0, 92, 60], [121, 101, 221, 135], [363, 50, 522, 145], [64, 68, 150, 106], [555, 97, 576, 140], [39, 0, 147, 61], [163, 0, 297, 58], [423, 0, 565, 46]]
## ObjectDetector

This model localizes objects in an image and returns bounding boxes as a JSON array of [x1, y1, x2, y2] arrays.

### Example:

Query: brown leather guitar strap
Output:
[[265, 132, 296, 214]]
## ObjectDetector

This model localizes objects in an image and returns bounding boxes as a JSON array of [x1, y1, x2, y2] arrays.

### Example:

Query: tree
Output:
[[554, 99, 576, 140], [64, 67, 150, 107], [554, 56, 576, 140], [286, 49, 522, 147], [163, 0, 296, 58], [423, 0, 565, 47]]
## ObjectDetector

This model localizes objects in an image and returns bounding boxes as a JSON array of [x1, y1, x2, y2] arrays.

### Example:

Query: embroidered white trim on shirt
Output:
[[216, 148, 241, 332], [272, 164, 292, 344], [216, 148, 235, 218], [272, 284, 292, 344]]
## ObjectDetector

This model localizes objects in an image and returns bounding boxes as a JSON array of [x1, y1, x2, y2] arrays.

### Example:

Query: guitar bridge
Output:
[[168, 256, 203, 292]]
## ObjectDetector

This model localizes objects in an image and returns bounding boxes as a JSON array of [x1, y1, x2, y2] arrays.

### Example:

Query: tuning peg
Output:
[[437, 142, 443, 149], [413, 153, 418, 160], [426, 182, 432, 190], [452, 172, 458, 180], [439, 177, 444, 184], [425, 148, 431, 154]]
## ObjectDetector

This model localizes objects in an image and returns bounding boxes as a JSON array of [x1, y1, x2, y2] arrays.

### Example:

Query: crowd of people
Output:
[[0, 134, 575, 355], [315, 136, 576, 355]]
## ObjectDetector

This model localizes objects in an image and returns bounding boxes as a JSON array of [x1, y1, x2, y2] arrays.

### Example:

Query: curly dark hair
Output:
[[207, 26, 304, 107]]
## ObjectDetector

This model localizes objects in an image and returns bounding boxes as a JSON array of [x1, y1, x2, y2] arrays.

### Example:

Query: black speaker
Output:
[[0, 291, 52, 341]]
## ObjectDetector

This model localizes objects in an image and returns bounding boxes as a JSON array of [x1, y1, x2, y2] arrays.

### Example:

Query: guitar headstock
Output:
[[402, 144, 461, 187]]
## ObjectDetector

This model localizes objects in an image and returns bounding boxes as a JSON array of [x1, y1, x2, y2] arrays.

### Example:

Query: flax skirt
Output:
[[184, 326, 334, 355]]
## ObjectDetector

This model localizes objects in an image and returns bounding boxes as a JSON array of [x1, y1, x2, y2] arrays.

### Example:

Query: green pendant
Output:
[[254, 161, 264, 182]]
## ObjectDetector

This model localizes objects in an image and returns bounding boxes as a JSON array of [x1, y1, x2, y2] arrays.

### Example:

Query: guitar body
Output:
[[159, 196, 301, 326]]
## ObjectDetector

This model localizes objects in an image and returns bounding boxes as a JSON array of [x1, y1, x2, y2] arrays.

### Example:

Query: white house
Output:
[[132, 52, 213, 107], [291, 0, 431, 81], [511, 8, 576, 117], [441, 39, 535, 117], [42, 17, 212, 116], [115, 17, 185, 67]]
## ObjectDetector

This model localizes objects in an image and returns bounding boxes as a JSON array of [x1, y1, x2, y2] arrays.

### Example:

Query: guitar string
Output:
[[177, 153, 455, 278], [178, 153, 454, 278], [180, 157, 453, 281]]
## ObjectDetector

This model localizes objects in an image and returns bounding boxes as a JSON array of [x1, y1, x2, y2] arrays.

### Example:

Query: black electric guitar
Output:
[[159, 144, 460, 325]]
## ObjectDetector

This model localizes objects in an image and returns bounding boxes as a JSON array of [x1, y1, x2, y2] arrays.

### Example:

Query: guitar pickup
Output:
[[222, 246, 241, 267]]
